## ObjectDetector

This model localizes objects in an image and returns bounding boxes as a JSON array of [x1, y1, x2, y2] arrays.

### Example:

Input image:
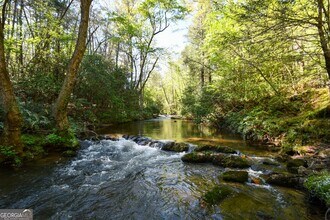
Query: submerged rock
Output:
[[195, 145, 237, 154], [203, 185, 235, 205], [221, 170, 249, 183], [182, 152, 251, 168], [216, 155, 251, 168]]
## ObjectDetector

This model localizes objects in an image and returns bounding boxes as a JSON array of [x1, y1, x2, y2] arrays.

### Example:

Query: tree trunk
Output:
[[53, 0, 93, 132], [316, 0, 330, 98], [0, 3, 23, 153]]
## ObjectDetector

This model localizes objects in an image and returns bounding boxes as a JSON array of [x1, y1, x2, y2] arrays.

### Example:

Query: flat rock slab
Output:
[[182, 152, 252, 168]]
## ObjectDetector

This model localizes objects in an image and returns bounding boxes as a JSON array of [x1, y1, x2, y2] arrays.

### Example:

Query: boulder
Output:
[[162, 142, 189, 152], [181, 152, 213, 163], [222, 170, 249, 183], [262, 158, 280, 166], [195, 145, 237, 154], [214, 154, 251, 168], [264, 173, 305, 188], [287, 158, 308, 173], [182, 152, 252, 168]]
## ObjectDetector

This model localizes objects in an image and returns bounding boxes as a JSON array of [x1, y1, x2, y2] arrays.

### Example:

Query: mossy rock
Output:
[[215, 155, 251, 168], [195, 145, 237, 154], [203, 185, 235, 205], [262, 158, 280, 166], [182, 152, 251, 168], [265, 173, 304, 189], [162, 142, 189, 152], [181, 152, 213, 163], [222, 170, 249, 183], [287, 158, 308, 173]]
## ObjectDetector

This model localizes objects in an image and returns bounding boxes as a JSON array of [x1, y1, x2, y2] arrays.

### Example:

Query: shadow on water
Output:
[[0, 118, 325, 219]]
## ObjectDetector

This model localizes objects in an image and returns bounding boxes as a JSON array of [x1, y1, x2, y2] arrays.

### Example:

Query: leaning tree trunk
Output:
[[0, 5, 23, 153], [316, 0, 330, 98], [53, 0, 92, 132]]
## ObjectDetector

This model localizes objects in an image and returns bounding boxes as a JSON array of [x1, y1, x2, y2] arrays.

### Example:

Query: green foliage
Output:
[[0, 146, 22, 167], [21, 134, 45, 160], [304, 172, 330, 206], [45, 129, 79, 149], [181, 85, 218, 123], [16, 74, 62, 104], [21, 108, 51, 132]]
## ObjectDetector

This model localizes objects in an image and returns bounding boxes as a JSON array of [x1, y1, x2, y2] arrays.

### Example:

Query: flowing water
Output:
[[0, 118, 324, 219]]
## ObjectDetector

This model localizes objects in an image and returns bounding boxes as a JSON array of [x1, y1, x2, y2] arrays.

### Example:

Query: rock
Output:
[[222, 170, 249, 183], [195, 145, 237, 154], [287, 158, 308, 173], [203, 185, 235, 205], [135, 137, 152, 145], [181, 152, 213, 163], [162, 142, 189, 152], [262, 158, 280, 166], [297, 166, 311, 175], [264, 173, 305, 189], [149, 141, 164, 148], [214, 154, 251, 168], [275, 154, 290, 163], [182, 152, 251, 168], [103, 135, 119, 141]]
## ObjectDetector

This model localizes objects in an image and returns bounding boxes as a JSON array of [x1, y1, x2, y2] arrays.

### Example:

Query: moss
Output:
[[181, 152, 213, 163], [222, 170, 249, 183], [21, 134, 46, 160], [265, 173, 304, 189], [216, 155, 251, 168], [203, 185, 235, 205], [182, 152, 252, 168], [195, 145, 237, 154], [45, 129, 79, 149], [162, 142, 189, 152], [304, 172, 330, 206]]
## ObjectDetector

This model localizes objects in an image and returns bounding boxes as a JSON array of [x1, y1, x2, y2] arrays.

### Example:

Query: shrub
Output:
[[304, 172, 330, 206]]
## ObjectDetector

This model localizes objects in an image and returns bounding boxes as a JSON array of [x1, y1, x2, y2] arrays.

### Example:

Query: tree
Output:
[[53, 0, 93, 132], [0, 0, 23, 153]]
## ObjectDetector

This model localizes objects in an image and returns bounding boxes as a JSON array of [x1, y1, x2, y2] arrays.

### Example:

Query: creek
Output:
[[0, 118, 324, 219]]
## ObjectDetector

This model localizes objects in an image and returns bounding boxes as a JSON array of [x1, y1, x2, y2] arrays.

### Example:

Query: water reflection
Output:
[[99, 118, 273, 156]]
